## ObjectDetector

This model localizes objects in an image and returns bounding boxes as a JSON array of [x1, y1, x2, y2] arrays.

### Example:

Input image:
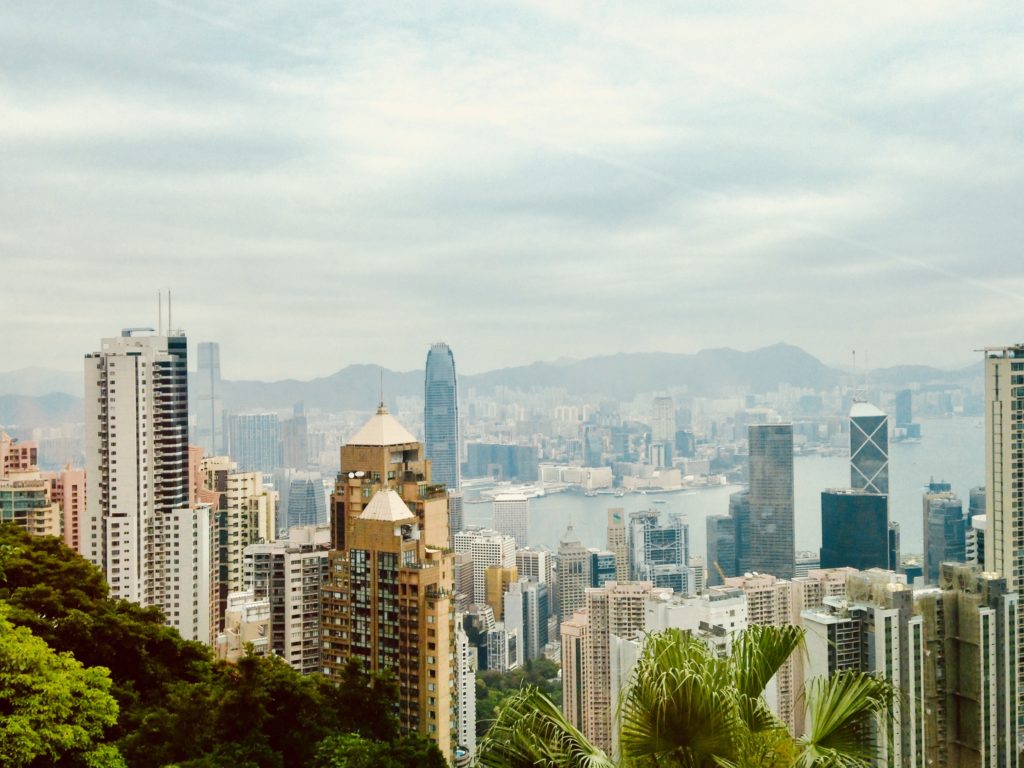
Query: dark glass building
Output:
[[424, 342, 460, 491], [820, 489, 891, 570], [923, 490, 966, 583], [850, 402, 888, 494], [706, 511, 738, 586], [738, 424, 794, 578]]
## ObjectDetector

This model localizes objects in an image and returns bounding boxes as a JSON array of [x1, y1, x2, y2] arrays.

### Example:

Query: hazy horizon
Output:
[[5, 2, 1023, 379]]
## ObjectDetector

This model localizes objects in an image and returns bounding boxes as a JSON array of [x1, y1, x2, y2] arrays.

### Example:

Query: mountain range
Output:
[[0, 343, 981, 426]]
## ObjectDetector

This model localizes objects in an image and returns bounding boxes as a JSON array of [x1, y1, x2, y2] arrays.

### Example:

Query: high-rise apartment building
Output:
[[561, 581, 669, 753], [606, 508, 629, 581], [321, 405, 458, 760], [454, 622, 476, 760], [83, 329, 204, 618], [820, 489, 891, 570], [850, 402, 889, 494], [0, 467, 61, 537], [504, 578, 549, 662], [447, 490, 464, 547], [515, 547, 550, 585], [193, 341, 224, 455], [424, 342, 460, 491], [557, 523, 591, 624], [226, 412, 280, 474], [983, 344, 1024, 727], [492, 493, 529, 548], [247, 525, 328, 674], [321, 490, 455, 756], [454, 528, 516, 606]]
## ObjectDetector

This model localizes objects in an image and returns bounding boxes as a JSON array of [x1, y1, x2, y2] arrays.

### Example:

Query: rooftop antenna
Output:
[[852, 349, 867, 403], [378, 368, 385, 413], [168, 289, 172, 333], [158, 291, 163, 336]]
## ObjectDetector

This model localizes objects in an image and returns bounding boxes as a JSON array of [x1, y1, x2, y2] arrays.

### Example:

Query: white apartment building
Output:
[[245, 525, 329, 674], [454, 622, 477, 758]]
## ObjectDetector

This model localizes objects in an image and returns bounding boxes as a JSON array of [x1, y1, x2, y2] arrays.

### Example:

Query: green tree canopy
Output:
[[0, 607, 124, 768]]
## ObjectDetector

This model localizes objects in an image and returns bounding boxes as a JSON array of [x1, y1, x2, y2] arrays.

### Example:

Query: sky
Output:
[[3, 1, 1023, 380]]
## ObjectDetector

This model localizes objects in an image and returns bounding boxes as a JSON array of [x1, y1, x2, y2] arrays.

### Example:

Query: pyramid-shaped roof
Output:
[[348, 404, 418, 446], [360, 489, 416, 522]]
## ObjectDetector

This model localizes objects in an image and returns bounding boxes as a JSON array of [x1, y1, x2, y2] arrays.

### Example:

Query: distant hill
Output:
[[219, 343, 843, 411], [0, 368, 81, 397], [0, 393, 83, 428]]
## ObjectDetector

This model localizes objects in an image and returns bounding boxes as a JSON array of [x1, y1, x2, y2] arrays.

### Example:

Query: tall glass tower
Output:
[[850, 401, 888, 494], [424, 342, 460, 491], [739, 423, 795, 578], [193, 341, 223, 455]]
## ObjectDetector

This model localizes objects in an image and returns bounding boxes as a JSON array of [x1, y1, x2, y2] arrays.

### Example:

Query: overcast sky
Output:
[[3, 2, 1023, 380]]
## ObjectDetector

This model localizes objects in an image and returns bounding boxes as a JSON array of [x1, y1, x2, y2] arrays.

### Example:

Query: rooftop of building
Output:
[[849, 401, 886, 419], [360, 489, 416, 522], [347, 404, 418, 446]]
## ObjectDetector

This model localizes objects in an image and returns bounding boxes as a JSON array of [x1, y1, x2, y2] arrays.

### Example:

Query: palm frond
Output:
[[794, 671, 897, 768], [476, 685, 615, 768], [728, 624, 804, 733]]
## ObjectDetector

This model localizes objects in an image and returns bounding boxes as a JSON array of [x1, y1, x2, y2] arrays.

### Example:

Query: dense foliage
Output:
[[477, 625, 896, 768], [0, 525, 445, 768], [476, 657, 562, 737]]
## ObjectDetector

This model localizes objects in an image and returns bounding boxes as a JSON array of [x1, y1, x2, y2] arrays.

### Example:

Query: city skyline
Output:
[[5, 4, 1024, 379]]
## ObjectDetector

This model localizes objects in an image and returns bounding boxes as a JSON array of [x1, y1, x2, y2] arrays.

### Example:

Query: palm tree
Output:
[[476, 624, 894, 768]]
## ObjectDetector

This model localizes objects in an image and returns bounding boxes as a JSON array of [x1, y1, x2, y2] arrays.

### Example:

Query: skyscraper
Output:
[[706, 512, 737, 585], [557, 523, 591, 624], [850, 402, 888, 494], [193, 341, 223, 455], [984, 343, 1024, 718], [424, 342, 460, 491], [84, 329, 189, 601], [737, 424, 794, 578], [492, 492, 529, 547], [923, 488, 966, 583], [453, 528, 516, 606], [820, 489, 891, 570], [606, 508, 629, 582], [226, 412, 280, 474]]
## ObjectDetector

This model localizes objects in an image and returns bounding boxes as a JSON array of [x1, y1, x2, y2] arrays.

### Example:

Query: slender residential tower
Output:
[[424, 342, 460, 491]]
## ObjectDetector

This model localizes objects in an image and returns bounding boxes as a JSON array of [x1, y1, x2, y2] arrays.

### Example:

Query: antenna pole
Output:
[[379, 368, 384, 409], [168, 289, 172, 333], [158, 291, 163, 336]]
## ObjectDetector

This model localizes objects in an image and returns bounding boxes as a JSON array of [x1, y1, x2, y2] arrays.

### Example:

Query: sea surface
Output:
[[463, 416, 984, 562]]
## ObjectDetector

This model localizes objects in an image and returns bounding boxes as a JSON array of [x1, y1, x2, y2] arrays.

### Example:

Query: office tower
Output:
[[492, 493, 529, 548], [739, 424, 795, 578], [453, 529, 516, 606], [504, 579, 549, 662], [560, 581, 668, 752], [706, 512, 737, 586], [447, 490, 464, 548], [557, 523, 591, 624], [193, 342, 224, 455], [888, 522, 901, 576], [820, 489, 891, 570], [650, 396, 676, 443], [217, 590, 271, 662], [589, 549, 617, 588], [629, 509, 688, 577], [850, 402, 888, 494], [226, 412, 280, 474], [424, 342, 460, 491], [923, 488, 966, 583], [606, 508, 629, 581], [452, 551, 474, 613], [516, 547, 549, 584], [969, 485, 985, 522], [485, 565, 518, 621], [794, 551, 820, 578], [279, 402, 309, 469], [246, 526, 328, 675], [320, 490, 456, 755], [454, 622, 476, 760], [895, 389, 913, 429], [486, 626, 519, 672], [465, 443, 539, 482], [276, 469, 327, 531], [582, 424, 603, 467], [84, 329, 201, 611]]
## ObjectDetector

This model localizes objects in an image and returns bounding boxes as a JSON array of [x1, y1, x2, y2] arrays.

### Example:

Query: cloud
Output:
[[1, 1, 1022, 379]]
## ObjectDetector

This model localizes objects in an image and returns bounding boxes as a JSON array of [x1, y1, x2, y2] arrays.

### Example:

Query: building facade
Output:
[[492, 493, 529, 548], [424, 342, 460, 492]]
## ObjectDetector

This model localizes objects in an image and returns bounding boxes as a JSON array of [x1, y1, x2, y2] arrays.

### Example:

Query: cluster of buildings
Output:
[[5, 322, 1024, 768]]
